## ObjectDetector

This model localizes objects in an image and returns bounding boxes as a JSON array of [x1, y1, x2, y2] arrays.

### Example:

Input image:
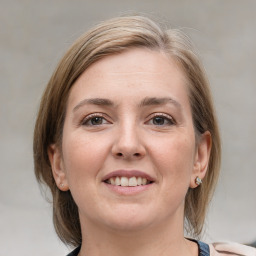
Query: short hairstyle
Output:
[[34, 15, 221, 246]]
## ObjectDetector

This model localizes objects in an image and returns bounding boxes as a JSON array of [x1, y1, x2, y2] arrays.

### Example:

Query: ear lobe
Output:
[[190, 131, 212, 188], [48, 144, 69, 191]]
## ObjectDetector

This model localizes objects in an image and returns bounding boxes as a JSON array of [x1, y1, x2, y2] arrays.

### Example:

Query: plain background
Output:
[[0, 0, 255, 255]]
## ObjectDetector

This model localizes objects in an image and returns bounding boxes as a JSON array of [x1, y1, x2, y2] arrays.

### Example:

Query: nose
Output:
[[111, 124, 146, 160]]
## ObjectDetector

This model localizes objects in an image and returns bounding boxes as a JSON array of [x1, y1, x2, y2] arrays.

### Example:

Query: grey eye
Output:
[[151, 116, 174, 126], [90, 117, 104, 125], [82, 116, 108, 126], [153, 116, 165, 125]]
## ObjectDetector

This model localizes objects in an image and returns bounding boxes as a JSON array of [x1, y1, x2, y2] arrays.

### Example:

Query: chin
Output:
[[99, 205, 156, 232], [106, 218, 153, 233]]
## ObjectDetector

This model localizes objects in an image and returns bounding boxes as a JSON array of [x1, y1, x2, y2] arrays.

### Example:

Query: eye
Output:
[[81, 114, 110, 126], [146, 113, 175, 126]]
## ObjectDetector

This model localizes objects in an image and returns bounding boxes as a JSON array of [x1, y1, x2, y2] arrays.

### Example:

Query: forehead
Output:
[[81, 48, 186, 81], [68, 48, 190, 107]]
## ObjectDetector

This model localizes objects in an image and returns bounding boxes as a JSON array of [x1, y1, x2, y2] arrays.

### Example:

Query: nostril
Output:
[[115, 152, 141, 158]]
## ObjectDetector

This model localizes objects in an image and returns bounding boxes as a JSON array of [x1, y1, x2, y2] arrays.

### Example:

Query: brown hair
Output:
[[34, 15, 221, 246]]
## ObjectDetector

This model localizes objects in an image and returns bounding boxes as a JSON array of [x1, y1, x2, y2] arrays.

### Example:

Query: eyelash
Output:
[[146, 113, 176, 126], [80, 113, 110, 126], [80, 113, 175, 127]]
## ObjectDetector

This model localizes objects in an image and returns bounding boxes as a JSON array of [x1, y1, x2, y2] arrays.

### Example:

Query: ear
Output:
[[190, 131, 212, 188], [48, 144, 69, 191]]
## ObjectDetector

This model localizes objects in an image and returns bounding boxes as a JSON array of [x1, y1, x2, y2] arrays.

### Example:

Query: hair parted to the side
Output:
[[33, 15, 221, 246]]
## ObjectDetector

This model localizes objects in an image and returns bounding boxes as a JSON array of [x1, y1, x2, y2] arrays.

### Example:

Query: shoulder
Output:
[[209, 242, 256, 256]]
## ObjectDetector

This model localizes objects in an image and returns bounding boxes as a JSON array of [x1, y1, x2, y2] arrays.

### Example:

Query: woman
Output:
[[33, 15, 256, 256]]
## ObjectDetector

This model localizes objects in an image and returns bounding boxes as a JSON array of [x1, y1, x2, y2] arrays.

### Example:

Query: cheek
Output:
[[61, 131, 110, 184], [150, 134, 195, 183], [146, 134, 196, 215]]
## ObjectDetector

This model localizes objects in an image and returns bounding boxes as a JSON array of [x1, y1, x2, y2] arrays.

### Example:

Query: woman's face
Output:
[[49, 48, 210, 232]]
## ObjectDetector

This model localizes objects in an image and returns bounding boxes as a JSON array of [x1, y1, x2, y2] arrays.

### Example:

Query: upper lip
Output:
[[102, 170, 155, 182]]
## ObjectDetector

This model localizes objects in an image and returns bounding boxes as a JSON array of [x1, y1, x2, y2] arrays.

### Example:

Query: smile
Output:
[[102, 169, 155, 188], [104, 176, 152, 186]]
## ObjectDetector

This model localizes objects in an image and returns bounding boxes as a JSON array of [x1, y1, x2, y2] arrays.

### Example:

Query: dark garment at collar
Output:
[[66, 240, 210, 256]]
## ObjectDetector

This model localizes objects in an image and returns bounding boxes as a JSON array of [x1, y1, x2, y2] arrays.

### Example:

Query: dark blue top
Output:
[[67, 240, 210, 256], [67, 246, 80, 256]]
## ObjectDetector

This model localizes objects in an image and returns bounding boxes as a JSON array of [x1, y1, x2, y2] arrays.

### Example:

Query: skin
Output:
[[48, 48, 211, 256]]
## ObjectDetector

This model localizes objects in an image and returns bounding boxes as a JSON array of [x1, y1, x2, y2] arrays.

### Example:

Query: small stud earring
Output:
[[60, 183, 64, 187], [195, 177, 202, 186]]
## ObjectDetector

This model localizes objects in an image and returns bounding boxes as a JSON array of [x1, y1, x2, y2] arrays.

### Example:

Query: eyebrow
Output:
[[73, 96, 182, 112], [139, 97, 182, 109], [73, 98, 114, 112]]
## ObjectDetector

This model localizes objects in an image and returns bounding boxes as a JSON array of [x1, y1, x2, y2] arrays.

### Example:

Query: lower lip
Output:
[[103, 182, 154, 195]]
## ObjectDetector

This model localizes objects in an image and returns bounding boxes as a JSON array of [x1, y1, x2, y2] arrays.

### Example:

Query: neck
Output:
[[78, 215, 197, 256]]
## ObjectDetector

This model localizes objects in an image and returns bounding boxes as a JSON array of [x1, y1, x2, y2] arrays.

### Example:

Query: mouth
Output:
[[104, 176, 152, 186], [102, 170, 155, 187]]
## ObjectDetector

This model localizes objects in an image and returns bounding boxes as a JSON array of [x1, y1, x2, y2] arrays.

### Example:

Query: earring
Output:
[[60, 183, 64, 188], [195, 177, 202, 186]]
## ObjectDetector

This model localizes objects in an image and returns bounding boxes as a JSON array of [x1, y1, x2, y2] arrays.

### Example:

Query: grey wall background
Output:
[[1, 0, 255, 255]]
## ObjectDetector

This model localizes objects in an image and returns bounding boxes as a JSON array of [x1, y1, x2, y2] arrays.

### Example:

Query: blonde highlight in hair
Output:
[[34, 15, 221, 246]]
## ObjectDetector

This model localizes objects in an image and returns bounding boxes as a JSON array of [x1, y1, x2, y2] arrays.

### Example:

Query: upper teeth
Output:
[[106, 176, 149, 186]]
